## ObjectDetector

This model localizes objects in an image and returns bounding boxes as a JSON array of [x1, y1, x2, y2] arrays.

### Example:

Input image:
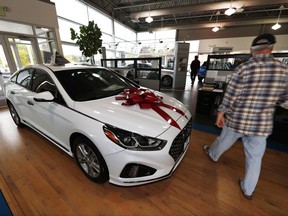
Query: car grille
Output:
[[169, 118, 193, 162]]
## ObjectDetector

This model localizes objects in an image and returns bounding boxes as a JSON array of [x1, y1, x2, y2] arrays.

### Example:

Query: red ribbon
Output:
[[115, 87, 187, 130]]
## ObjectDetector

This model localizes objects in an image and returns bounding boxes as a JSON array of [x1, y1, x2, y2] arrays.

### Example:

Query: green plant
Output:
[[70, 20, 102, 65]]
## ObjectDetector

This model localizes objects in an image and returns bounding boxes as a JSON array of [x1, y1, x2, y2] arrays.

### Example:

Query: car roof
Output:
[[24, 64, 105, 73]]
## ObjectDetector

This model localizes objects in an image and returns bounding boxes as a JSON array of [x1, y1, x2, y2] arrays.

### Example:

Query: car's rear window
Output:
[[55, 68, 133, 101]]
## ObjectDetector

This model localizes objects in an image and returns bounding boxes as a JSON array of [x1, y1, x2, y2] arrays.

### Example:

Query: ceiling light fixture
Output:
[[272, 23, 281, 30], [212, 11, 221, 32], [212, 26, 220, 32], [145, 6, 153, 23], [145, 16, 153, 23], [225, 0, 236, 16], [272, 5, 285, 30], [225, 7, 236, 16]]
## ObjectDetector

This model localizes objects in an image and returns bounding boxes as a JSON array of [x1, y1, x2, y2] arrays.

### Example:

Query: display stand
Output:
[[173, 42, 190, 89]]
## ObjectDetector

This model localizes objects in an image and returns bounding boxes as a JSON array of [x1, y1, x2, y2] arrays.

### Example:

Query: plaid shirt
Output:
[[218, 54, 288, 136]]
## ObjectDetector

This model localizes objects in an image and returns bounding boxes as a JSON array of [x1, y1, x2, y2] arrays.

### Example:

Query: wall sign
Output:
[[0, 6, 6, 16]]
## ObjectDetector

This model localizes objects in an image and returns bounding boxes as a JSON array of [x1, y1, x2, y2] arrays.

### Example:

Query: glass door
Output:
[[7, 36, 39, 70], [0, 35, 40, 107], [0, 43, 9, 107]]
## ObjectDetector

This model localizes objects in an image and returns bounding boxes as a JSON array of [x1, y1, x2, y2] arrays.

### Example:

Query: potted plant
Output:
[[70, 20, 102, 65]]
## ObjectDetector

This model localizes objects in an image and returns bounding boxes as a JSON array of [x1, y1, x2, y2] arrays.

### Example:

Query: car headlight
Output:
[[103, 125, 167, 151]]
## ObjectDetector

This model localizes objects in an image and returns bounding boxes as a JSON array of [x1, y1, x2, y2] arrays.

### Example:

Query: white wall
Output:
[[0, 0, 58, 28], [198, 35, 288, 53]]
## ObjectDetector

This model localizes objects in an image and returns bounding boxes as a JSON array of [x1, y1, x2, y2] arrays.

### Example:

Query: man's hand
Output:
[[216, 111, 225, 128]]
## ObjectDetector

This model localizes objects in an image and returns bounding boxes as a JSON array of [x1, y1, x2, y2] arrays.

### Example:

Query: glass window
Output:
[[114, 21, 136, 42], [126, 28, 136, 42], [52, 0, 88, 25], [62, 43, 85, 63], [115, 38, 125, 52], [105, 50, 115, 59], [31, 69, 54, 93], [32, 69, 64, 103], [88, 8, 112, 35], [0, 20, 33, 35], [101, 33, 113, 48], [54, 68, 133, 101], [137, 32, 156, 43], [155, 30, 176, 40], [9, 38, 37, 69], [0, 44, 10, 75], [15, 69, 33, 88], [58, 18, 81, 43], [38, 38, 57, 64], [35, 27, 55, 39], [92, 53, 102, 66]]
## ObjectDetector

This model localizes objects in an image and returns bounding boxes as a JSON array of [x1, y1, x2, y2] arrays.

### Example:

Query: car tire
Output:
[[7, 101, 23, 127], [73, 136, 109, 183], [161, 75, 173, 87]]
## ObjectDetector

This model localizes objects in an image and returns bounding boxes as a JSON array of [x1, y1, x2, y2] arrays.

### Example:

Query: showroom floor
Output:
[[0, 107, 288, 215]]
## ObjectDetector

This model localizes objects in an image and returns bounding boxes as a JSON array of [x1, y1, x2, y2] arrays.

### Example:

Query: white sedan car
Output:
[[3, 64, 192, 186]]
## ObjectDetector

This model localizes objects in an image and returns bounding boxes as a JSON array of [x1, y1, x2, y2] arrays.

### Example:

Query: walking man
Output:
[[190, 55, 200, 85], [203, 33, 288, 199]]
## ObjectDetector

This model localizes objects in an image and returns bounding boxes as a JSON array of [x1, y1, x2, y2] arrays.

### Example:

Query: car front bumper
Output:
[[105, 118, 192, 186]]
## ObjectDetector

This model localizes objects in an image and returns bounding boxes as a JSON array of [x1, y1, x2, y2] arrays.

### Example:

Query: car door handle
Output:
[[27, 100, 34, 106], [10, 91, 16, 95]]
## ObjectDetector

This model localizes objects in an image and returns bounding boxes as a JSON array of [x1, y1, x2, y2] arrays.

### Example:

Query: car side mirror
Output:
[[34, 91, 55, 102]]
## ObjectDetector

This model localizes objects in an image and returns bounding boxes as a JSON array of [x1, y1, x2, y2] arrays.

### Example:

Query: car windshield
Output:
[[54, 68, 134, 101]]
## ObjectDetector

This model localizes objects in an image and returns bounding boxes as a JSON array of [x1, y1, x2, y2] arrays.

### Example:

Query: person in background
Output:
[[203, 33, 288, 200], [190, 55, 200, 85]]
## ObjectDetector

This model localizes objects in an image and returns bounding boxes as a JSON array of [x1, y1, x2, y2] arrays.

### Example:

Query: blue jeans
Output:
[[209, 125, 267, 196]]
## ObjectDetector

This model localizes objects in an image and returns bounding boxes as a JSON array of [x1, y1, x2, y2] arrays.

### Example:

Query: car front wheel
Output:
[[161, 75, 173, 87], [73, 137, 109, 183], [7, 101, 23, 127]]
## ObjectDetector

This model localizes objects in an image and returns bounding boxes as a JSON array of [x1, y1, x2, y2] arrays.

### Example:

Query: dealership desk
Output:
[[195, 87, 288, 147], [196, 87, 224, 116]]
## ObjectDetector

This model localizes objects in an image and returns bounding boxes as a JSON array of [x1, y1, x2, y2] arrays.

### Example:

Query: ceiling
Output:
[[81, 0, 288, 39]]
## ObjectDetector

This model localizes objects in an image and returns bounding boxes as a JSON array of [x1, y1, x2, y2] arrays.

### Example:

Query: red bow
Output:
[[115, 87, 187, 130]]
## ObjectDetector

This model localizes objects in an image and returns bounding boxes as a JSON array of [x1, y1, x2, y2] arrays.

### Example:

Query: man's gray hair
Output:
[[251, 44, 274, 52]]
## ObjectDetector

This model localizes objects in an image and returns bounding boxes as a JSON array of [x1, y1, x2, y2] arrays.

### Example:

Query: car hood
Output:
[[74, 91, 189, 137]]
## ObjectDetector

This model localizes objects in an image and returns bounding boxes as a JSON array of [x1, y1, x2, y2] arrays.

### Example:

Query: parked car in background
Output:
[[146, 66, 174, 87], [114, 62, 152, 78], [3, 63, 192, 186], [114, 63, 174, 87]]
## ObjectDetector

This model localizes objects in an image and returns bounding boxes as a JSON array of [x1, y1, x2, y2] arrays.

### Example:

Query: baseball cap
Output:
[[251, 33, 276, 47]]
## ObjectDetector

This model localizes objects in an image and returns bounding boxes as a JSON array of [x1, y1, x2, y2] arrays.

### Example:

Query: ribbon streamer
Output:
[[116, 87, 187, 130]]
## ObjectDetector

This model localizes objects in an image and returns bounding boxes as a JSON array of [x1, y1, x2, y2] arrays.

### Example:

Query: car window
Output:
[[14, 69, 33, 89], [31, 69, 66, 105], [142, 64, 151, 68], [31, 69, 55, 93], [55, 68, 134, 101]]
